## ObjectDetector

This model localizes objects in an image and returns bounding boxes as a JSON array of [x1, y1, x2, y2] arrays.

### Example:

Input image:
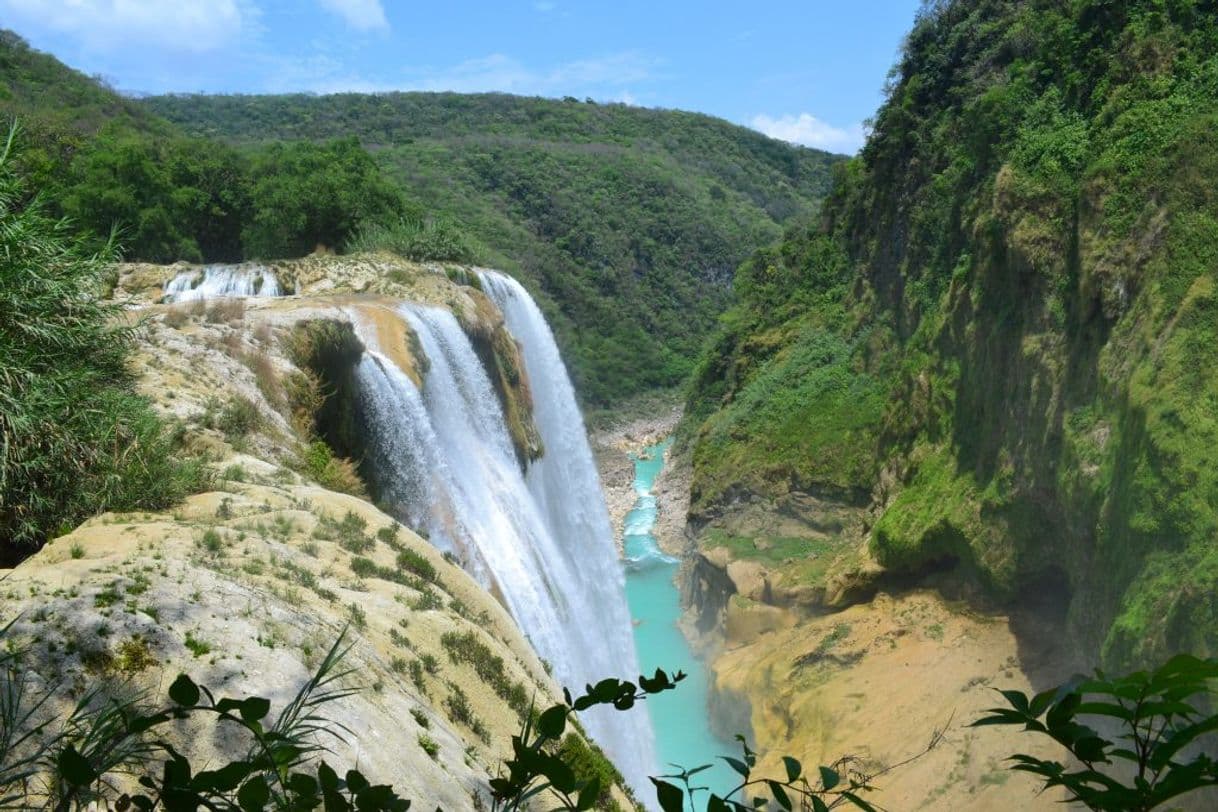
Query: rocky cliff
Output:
[[676, 0, 1218, 806], [2, 254, 633, 809]]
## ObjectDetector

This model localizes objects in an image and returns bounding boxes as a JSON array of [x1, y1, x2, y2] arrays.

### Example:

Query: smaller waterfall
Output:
[[163, 264, 282, 302]]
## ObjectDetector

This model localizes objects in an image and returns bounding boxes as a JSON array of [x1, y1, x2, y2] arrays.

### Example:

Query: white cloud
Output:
[[316, 0, 387, 31], [750, 112, 866, 154], [0, 0, 247, 52]]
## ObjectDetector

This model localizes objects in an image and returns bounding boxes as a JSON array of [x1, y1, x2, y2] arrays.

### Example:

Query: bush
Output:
[[0, 127, 206, 555], [396, 548, 437, 583], [214, 396, 263, 441], [440, 630, 529, 718], [242, 138, 407, 259], [297, 441, 365, 497], [347, 214, 477, 263]]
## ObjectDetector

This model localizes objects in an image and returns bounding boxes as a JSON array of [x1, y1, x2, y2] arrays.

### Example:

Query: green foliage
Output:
[[140, 91, 842, 405], [490, 669, 685, 811], [975, 654, 1218, 811], [690, 324, 886, 512], [394, 548, 436, 584], [61, 134, 249, 262], [3, 31, 842, 404], [213, 396, 263, 442], [0, 127, 206, 554], [297, 441, 366, 497], [654, 736, 884, 812], [682, 0, 1218, 668], [242, 138, 407, 259], [439, 631, 529, 718], [347, 213, 477, 263]]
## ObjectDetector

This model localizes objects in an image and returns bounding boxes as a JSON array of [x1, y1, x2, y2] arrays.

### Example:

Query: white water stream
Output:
[[349, 288, 657, 797], [163, 264, 281, 301], [169, 261, 660, 797]]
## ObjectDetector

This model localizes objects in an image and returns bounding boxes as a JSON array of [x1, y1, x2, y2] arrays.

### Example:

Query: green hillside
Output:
[[683, 0, 1218, 669], [142, 92, 842, 403], [0, 32, 841, 405]]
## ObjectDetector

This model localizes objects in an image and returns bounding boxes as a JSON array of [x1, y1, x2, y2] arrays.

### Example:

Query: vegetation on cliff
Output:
[[683, 0, 1218, 669], [0, 129, 205, 554]]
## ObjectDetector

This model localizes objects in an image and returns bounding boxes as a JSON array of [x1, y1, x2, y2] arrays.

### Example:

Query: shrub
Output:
[[440, 630, 529, 718], [347, 214, 477, 263], [161, 306, 190, 328], [211, 395, 262, 442], [296, 441, 365, 497], [396, 548, 437, 583], [204, 297, 244, 324], [417, 733, 439, 759], [443, 683, 489, 744], [0, 129, 206, 556], [349, 556, 377, 579]]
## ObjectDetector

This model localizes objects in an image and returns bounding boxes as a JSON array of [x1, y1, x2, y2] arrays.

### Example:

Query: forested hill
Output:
[[139, 92, 841, 404], [0, 32, 841, 405], [683, 0, 1218, 670]]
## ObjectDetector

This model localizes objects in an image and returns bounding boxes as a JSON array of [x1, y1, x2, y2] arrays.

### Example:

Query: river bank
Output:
[[590, 400, 689, 555]]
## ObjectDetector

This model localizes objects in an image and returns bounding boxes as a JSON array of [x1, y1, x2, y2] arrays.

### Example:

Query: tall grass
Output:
[[346, 214, 478, 264], [0, 126, 206, 557]]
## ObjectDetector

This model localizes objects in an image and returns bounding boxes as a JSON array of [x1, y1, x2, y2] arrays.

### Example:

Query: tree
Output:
[[0, 126, 205, 554], [242, 138, 406, 259]]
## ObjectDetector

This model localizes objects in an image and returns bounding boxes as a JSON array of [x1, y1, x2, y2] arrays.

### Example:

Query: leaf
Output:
[[767, 781, 792, 810], [346, 770, 370, 794], [722, 755, 750, 779], [537, 705, 568, 739], [613, 694, 636, 710], [318, 762, 341, 792], [782, 756, 802, 783], [840, 791, 879, 811], [576, 777, 601, 810], [289, 772, 319, 797], [57, 745, 96, 787], [818, 765, 838, 790], [999, 689, 1030, 713], [237, 776, 270, 812], [169, 674, 201, 707], [240, 697, 272, 722], [650, 777, 685, 812], [195, 760, 254, 792]]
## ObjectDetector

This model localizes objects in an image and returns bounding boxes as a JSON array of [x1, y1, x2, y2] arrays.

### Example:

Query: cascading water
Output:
[[348, 299, 657, 797], [163, 264, 282, 301]]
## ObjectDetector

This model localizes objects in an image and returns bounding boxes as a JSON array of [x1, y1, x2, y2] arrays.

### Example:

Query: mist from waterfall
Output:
[[348, 297, 657, 797], [163, 264, 282, 301]]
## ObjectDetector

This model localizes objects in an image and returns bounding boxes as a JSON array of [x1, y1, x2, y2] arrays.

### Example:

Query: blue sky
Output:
[[1, 0, 922, 153]]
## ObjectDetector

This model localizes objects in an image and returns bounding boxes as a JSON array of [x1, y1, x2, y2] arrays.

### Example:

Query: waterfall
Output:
[[349, 296, 657, 798], [163, 264, 282, 302], [476, 271, 658, 791]]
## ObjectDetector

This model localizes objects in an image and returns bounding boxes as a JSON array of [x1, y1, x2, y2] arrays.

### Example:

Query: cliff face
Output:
[[2, 254, 633, 807], [684, 0, 1218, 672]]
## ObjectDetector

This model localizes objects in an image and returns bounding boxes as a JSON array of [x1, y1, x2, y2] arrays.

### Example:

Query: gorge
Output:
[[5, 2, 1218, 808]]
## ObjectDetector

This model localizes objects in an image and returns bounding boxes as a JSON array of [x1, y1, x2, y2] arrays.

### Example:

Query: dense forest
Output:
[[143, 92, 842, 404], [0, 30, 841, 404], [683, 0, 1218, 671]]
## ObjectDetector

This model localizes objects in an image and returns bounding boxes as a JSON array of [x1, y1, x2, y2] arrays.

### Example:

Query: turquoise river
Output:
[[623, 438, 737, 804]]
